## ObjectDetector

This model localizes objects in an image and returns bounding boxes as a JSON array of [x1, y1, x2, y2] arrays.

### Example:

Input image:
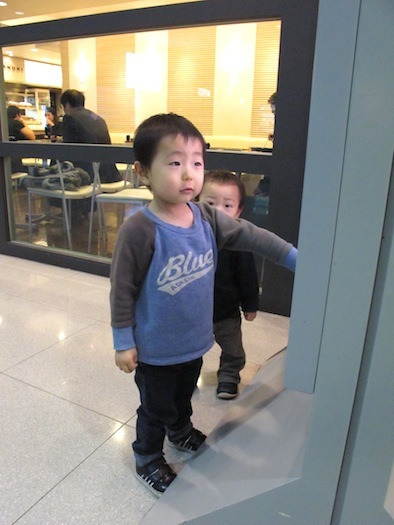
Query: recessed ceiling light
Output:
[[0, 2, 8, 7], [30, 47, 38, 52], [15, 11, 24, 15]]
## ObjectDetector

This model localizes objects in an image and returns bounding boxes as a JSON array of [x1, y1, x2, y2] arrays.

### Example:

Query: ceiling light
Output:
[[0, 2, 8, 7], [5, 50, 13, 56], [30, 46, 38, 52], [15, 11, 24, 15]]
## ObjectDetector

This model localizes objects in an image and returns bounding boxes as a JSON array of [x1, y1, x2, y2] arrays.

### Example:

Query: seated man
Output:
[[60, 89, 121, 183], [7, 105, 36, 173]]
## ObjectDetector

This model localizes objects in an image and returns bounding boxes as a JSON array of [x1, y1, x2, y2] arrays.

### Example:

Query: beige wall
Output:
[[63, 21, 280, 145], [68, 38, 97, 113]]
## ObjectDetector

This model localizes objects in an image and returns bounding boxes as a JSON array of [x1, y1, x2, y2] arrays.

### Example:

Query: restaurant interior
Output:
[[3, 16, 279, 256]]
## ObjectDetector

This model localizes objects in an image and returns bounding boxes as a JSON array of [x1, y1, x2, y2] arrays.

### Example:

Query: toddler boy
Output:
[[110, 113, 297, 496], [199, 170, 259, 399]]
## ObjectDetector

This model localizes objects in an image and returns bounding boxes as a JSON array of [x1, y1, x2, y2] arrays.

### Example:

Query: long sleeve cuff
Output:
[[112, 326, 135, 351], [281, 246, 297, 272]]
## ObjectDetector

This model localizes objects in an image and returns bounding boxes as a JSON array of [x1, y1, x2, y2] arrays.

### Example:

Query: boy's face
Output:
[[135, 134, 204, 205], [199, 181, 242, 219]]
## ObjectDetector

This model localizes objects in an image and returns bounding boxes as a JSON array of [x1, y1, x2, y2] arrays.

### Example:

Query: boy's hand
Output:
[[115, 348, 138, 373], [244, 311, 257, 322]]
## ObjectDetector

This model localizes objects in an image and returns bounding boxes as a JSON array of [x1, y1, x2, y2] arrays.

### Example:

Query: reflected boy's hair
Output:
[[203, 170, 246, 208], [133, 113, 206, 169], [268, 92, 277, 105]]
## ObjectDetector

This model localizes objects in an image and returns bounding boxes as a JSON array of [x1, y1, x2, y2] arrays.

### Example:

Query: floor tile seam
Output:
[[61, 274, 110, 291], [14, 290, 108, 314], [4, 292, 101, 318], [10, 272, 68, 293], [95, 318, 111, 327], [1, 372, 129, 425], [125, 413, 137, 428], [0, 259, 86, 281], [0, 290, 15, 300], [0, 261, 64, 277], [0, 320, 99, 373], [11, 423, 130, 525]]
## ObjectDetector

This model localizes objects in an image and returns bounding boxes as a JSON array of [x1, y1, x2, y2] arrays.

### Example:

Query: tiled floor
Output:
[[0, 253, 290, 525]]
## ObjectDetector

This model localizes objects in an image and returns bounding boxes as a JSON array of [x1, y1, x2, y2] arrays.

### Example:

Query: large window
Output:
[[2, 21, 280, 259], [0, 0, 318, 315], [4, 21, 280, 147]]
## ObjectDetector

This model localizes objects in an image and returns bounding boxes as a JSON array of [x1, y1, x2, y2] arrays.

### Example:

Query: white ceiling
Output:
[[0, 1, 145, 26], [0, 0, 199, 63], [0, 0, 198, 25]]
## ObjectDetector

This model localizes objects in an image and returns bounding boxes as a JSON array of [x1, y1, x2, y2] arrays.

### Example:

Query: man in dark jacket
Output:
[[60, 89, 121, 183]]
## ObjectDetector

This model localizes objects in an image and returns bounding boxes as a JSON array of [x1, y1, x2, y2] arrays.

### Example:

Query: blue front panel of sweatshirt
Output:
[[134, 204, 217, 365]]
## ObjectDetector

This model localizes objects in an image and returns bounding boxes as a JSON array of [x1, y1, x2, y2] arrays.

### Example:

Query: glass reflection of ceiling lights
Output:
[[0, 0, 202, 26], [2, 42, 61, 65]]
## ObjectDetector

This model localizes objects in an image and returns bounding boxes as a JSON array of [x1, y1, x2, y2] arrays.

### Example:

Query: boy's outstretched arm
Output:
[[198, 202, 297, 270]]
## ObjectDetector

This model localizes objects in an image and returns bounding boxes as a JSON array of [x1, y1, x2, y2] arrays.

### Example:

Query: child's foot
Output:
[[169, 428, 206, 453], [216, 382, 238, 399], [135, 457, 176, 497]]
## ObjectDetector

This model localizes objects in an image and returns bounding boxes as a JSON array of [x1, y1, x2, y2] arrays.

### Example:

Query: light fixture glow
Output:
[[0, 2, 8, 7], [15, 11, 24, 15], [125, 52, 163, 93], [30, 46, 38, 52]]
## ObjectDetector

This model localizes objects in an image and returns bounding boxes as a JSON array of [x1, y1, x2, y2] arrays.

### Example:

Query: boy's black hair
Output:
[[60, 89, 85, 108], [133, 113, 206, 169], [7, 105, 20, 119], [203, 170, 246, 208]]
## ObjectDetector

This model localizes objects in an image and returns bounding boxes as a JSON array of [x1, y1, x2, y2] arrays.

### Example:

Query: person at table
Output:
[[45, 107, 63, 140], [7, 105, 36, 173], [60, 89, 121, 183]]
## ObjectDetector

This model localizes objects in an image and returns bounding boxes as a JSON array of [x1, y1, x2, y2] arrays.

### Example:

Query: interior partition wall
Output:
[[0, 0, 319, 316]]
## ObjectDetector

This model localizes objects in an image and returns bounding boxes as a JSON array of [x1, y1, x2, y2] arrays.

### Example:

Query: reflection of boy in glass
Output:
[[267, 91, 276, 142], [254, 92, 277, 196]]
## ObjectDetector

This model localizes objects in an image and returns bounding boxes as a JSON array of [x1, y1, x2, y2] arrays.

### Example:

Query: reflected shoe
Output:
[[169, 428, 206, 453], [216, 382, 239, 399], [135, 457, 176, 497]]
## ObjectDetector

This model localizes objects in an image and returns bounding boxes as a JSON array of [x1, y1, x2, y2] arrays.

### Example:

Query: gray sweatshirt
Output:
[[110, 201, 295, 365]]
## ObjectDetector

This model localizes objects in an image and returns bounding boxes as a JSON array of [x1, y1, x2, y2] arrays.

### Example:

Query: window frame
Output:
[[0, 0, 319, 314]]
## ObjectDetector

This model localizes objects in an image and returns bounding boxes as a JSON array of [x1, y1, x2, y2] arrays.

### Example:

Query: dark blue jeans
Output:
[[133, 357, 202, 467]]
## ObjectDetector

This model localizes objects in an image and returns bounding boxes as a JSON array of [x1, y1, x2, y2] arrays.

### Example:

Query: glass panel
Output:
[[3, 21, 280, 147], [7, 155, 147, 258], [3, 20, 279, 258]]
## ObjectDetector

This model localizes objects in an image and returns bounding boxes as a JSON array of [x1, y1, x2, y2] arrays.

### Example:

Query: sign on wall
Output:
[[2, 55, 62, 87]]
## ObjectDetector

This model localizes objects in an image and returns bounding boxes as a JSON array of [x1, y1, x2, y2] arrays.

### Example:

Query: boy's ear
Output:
[[236, 205, 243, 219], [134, 161, 150, 186]]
